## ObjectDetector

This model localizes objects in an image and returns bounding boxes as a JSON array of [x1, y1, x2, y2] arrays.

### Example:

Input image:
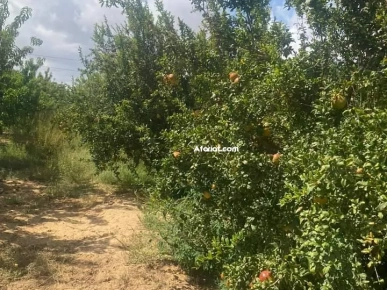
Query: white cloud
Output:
[[72, 0, 203, 33], [8, 0, 202, 83], [8, 0, 313, 83], [287, 13, 302, 52], [271, 4, 291, 22], [34, 24, 80, 52], [270, 3, 312, 54], [10, 0, 60, 17], [150, 0, 203, 31], [72, 0, 125, 33], [48, 12, 58, 23], [8, 0, 24, 11], [288, 14, 313, 53]]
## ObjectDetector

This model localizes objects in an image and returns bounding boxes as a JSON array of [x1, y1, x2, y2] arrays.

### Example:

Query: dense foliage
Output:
[[0, 0, 68, 133], [72, 0, 387, 289], [3, 0, 387, 289]]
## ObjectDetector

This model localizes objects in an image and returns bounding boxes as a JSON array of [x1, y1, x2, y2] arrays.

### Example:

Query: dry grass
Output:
[[0, 240, 73, 284], [0, 126, 212, 289], [0, 177, 214, 290], [114, 228, 171, 265]]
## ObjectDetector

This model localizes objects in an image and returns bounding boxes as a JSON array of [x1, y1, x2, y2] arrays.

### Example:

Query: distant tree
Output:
[[0, 0, 42, 74], [0, 0, 43, 132]]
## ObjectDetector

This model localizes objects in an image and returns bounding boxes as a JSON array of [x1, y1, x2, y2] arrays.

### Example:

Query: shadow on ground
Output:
[[0, 178, 140, 288], [0, 178, 214, 290]]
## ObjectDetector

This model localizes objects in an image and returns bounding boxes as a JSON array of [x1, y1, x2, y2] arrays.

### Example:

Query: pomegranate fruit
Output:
[[259, 270, 273, 282]]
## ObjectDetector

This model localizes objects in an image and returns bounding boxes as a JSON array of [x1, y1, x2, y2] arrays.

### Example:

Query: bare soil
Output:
[[0, 179, 212, 290]]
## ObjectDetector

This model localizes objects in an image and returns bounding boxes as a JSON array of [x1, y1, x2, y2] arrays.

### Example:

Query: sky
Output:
[[8, 0, 303, 84]]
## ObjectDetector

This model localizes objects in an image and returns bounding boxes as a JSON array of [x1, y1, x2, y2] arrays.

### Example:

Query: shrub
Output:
[[69, 0, 387, 289]]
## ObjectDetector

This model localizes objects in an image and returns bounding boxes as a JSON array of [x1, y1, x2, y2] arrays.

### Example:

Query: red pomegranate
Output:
[[259, 270, 273, 282]]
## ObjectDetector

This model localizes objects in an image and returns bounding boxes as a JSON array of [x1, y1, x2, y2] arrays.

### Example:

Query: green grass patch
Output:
[[96, 161, 155, 192], [1, 113, 155, 199]]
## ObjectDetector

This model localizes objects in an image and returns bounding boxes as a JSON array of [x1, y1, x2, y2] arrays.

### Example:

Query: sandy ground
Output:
[[0, 179, 211, 290]]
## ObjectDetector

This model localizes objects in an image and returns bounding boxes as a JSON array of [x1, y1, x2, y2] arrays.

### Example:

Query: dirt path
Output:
[[0, 179, 210, 290]]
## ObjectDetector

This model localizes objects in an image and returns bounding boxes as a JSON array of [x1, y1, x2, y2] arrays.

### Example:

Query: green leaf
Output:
[[376, 202, 387, 211], [323, 265, 330, 274]]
